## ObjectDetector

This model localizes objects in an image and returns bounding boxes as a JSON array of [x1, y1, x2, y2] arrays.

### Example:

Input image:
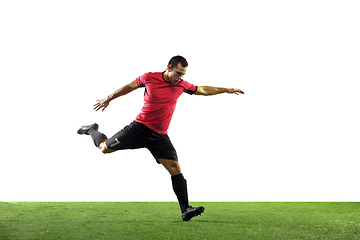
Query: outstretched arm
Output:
[[94, 79, 139, 111], [194, 86, 244, 96]]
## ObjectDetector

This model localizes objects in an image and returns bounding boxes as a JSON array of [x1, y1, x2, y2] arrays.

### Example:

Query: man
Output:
[[77, 56, 244, 221]]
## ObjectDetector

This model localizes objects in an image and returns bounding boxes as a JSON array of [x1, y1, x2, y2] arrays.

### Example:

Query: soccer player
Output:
[[77, 56, 244, 221]]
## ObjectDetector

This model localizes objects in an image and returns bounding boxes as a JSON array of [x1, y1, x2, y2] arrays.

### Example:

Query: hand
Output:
[[226, 88, 244, 95], [94, 98, 110, 112]]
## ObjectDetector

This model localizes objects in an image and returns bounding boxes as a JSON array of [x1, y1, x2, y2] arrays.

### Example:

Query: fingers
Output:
[[237, 89, 244, 94], [102, 105, 108, 112], [93, 100, 108, 111], [227, 88, 245, 95], [232, 88, 244, 94], [93, 101, 101, 111], [94, 105, 101, 111]]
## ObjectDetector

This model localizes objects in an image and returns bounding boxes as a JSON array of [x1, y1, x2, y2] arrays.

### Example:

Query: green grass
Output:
[[1, 202, 360, 239]]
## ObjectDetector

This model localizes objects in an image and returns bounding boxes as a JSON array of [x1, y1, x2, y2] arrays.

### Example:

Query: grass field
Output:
[[1, 202, 359, 239]]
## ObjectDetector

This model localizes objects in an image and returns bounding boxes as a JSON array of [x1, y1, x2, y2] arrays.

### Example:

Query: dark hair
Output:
[[168, 55, 188, 69]]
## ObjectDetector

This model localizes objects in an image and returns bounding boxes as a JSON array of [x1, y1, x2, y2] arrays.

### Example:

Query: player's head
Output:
[[168, 55, 188, 70], [166, 55, 188, 85]]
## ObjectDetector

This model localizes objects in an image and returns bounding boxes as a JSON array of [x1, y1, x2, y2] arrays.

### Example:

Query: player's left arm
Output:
[[194, 86, 244, 96]]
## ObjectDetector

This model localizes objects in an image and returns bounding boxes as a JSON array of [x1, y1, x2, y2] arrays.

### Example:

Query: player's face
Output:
[[168, 63, 187, 85]]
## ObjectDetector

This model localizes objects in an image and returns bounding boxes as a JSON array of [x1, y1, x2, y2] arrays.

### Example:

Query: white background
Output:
[[1, 0, 359, 201]]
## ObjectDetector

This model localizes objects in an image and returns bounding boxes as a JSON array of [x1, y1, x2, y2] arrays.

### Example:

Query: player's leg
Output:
[[77, 123, 109, 150], [158, 158, 188, 210], [77, 123, 120, 154], [148, 133, 204, 220], [158, 158, 204, 221], [78, 122, 148, 154]]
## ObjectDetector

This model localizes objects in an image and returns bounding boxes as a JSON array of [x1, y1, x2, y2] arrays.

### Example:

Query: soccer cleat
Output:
[[182, 206, 205, 221], [77, 123, 99, 135]]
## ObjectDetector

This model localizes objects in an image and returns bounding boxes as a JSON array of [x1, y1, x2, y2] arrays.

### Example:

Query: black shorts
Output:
[[105, 121, 178, 164]]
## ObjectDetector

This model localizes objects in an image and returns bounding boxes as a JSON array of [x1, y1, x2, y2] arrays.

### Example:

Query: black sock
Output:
[[88, 128, 108, 148], [171, 173, 190, 213]]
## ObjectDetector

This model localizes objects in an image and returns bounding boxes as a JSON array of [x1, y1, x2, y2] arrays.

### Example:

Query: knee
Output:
[[171, 162, 181, 173], [170, 167, 182, 176], [99, 141, 115, 154], [159, 159, 182, 176], [171, 165, 182, 176]]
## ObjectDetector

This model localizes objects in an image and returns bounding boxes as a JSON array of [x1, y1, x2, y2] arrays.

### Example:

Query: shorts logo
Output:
[[110, 138, 121, 148]]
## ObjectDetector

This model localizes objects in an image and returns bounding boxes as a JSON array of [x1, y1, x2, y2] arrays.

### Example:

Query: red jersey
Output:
[[135, 72, 197, 135]]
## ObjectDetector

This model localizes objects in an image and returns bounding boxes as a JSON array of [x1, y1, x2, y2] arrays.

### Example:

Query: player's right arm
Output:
[[94, 79, 139, 112]]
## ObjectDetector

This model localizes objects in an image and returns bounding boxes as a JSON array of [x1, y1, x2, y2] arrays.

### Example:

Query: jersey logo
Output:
[[110, 138, 121, 148]]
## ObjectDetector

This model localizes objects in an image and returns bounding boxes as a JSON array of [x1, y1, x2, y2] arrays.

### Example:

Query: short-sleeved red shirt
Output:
[[135, 72, 197, 135]]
